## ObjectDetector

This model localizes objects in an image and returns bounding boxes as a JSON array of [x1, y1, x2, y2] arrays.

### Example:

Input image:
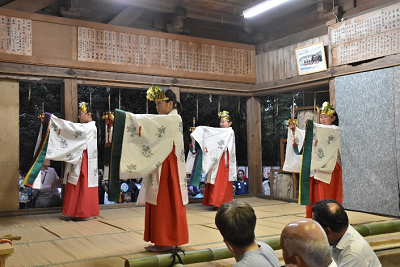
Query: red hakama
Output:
[[306, 162, 343, 218], [202, 151, 233, 208], [144, 150, 189, 246], [62, 150, 99, 218]]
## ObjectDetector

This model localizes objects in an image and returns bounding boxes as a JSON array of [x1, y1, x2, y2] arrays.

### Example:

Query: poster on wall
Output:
[[295, 42, 327, 75]]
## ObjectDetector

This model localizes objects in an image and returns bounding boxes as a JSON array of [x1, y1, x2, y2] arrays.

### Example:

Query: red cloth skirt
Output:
[[202, 151, 233, 208], [62, 150, 99, 218], [306, 162, 343, 218], [144, 150, 189, 246]]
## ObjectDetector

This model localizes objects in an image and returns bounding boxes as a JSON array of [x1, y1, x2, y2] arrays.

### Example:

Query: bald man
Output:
[[280, 219, 337, 267], [312, 199, 381, 267]]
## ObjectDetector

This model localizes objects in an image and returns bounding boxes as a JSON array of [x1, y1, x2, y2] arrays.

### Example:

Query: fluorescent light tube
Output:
[[243, 0, 290, 18]]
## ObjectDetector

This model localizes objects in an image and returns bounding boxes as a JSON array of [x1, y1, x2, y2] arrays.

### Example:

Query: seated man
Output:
[[312, 199, 381, 267], [280, 219, 337, 267], [234, 170, 249, 195], [32, 159, 62, 208], [215, 200, 280, 266]]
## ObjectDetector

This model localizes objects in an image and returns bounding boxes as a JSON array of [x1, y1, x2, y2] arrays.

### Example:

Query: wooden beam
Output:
[[0, 61, 253, 92], [2, 0, 58, 12], [108, 6, 145, 27], [246, 97, 262, 195]]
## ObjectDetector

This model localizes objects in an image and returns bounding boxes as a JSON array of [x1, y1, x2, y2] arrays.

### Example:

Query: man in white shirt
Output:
[[33, 159, 62, 208], [312, 199, 381, 267]]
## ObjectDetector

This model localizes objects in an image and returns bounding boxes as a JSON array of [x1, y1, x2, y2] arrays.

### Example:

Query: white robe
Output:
[[43, 115, 98, 187], [119, 110, 188, 205], [190, 126, 237, 184]]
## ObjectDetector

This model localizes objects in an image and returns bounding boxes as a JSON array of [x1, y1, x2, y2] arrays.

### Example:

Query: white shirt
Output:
[[331, 225, 381, 267]]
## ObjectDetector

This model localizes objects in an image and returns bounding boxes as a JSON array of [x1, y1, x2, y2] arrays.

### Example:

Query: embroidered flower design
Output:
[[180, 149, 185, 162], [74, 131, 83, 139], [66, 153, 74, 161], [327, 135, 334, 145], [156, 126, 166, 138], [60, 139, 68, 148], [46, 149, 53, 155], [211, 157, 218, 164], [51, 122, 58, 132], [126, 164, 137, 173], [155, 162, 162, 168], [148, 173, 154, 186], [93, 129, 97, 139], [92, 149, 98, 158], [317, 148, 325, 159], [127, 125, 138, 138], [142, 145, 153, 158], [93, 168, 98, 177], [218, 139, 225, 150], [178, 122, 183, 134]]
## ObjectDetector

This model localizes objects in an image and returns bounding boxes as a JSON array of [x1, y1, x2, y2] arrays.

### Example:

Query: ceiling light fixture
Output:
[[243, 0, 291, 18]]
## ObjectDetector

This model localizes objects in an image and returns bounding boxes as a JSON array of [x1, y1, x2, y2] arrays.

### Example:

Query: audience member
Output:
[[32, 159, 62, 208], [123, 191, 132, 203], [312, 199, 381, 267], [234, 170, 249, 195], [194, 182, 206, 198], [215, 200, 280, 266], [101, 180, 116, 204], [187, 175, 200, 198], [262, 177, 270, 195], [280, 219, 336, 267]]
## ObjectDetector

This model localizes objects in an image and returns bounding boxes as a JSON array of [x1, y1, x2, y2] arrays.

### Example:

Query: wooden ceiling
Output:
[[0, 0, 395, 45]]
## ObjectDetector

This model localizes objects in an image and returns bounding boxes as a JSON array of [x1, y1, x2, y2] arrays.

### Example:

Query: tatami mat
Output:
[[1, 197, 398, 267]]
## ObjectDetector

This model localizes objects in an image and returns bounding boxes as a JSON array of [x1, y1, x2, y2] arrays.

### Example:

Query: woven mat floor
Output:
[[0, 197, 398, 267]]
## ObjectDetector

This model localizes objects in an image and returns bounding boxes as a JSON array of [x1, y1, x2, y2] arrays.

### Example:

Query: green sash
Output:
[[23, 113, 51, 186], [298, 120, 313, 205], [109, 109, 126, 202]]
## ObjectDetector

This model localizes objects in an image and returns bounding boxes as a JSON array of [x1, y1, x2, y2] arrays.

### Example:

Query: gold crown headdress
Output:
[[286, 118, 298, 126], [318, 101, 336, 117], [146, 85, 169, 101], [218, 110, 230, 121], [79, 102, 89, 113]]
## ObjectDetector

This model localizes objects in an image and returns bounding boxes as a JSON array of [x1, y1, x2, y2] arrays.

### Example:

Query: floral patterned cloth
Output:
[[119, 110, 188, 206], [190, 126, 237, 184], [310, 122, 341, 184], [283, 127, 305, 173], [45, 115, 98, 187]]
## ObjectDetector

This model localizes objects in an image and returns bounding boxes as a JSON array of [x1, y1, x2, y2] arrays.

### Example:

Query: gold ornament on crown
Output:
[[146, 85, 169, 101], [318, 101, 335, 117], [218, 110, 230, 121]]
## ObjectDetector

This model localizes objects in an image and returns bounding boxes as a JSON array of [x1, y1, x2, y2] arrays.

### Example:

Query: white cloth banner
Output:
[[283, 127, 305, 173]]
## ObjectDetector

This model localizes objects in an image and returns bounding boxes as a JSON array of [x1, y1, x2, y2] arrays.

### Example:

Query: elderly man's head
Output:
[[280, 219, 332, 267]]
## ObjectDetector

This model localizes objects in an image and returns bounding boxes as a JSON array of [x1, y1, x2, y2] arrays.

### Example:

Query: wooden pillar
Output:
[[246, 97, 262, 195], [0, 80, 19, 212], [63, 79, 78, 122], [329, 78, 336, 107], [169, 86, 180, 102]]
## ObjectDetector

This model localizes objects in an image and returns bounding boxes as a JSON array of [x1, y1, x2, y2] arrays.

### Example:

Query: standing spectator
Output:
[[281, 219, 336, 267], [234, 169, 249, 195], [215, 200, 280, 266], [312, 199, 381, 267], [32, 159, 62, 208]]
